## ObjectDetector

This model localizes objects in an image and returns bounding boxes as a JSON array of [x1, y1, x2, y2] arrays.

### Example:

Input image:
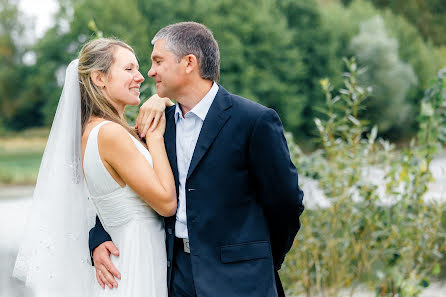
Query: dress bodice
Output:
[[83, 121, 168, 297], [83, 121, 160, 229]]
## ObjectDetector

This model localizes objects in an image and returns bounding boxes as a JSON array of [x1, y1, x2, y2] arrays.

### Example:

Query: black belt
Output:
[[175, 237, 190, 253]]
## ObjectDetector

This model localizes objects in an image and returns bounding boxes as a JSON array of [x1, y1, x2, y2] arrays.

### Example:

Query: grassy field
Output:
[[0, 128, 48, 185]]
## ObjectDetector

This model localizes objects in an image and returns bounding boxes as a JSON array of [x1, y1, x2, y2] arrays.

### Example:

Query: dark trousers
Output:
[[170, 237, 197, 297]]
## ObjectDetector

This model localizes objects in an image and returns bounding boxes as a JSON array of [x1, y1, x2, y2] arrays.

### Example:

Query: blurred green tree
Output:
[[0, 0, 34, 130], [3, 0, 445, 144], [318, 0, 441, 139], [363, 0, 446, 46], [277, 0, 342, 142], [206, 0, 307, 136], [349, 16, 418, 134]]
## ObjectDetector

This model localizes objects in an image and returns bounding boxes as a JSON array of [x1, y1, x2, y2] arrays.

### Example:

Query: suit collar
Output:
[[165, 105, 179, 191], [186, 85, 232, 179]]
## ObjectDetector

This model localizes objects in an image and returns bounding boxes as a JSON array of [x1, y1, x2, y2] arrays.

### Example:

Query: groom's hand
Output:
[[93, 241, 121, 289]]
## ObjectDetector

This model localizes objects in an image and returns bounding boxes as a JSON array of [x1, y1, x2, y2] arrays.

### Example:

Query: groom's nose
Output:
[[148, 67, 155, 78]]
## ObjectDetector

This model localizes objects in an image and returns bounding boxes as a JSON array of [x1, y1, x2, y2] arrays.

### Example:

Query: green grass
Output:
[[0, 151, 44, 184], [0, 129, 48, 185]]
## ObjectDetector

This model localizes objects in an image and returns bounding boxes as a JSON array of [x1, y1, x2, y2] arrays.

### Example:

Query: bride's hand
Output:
[[136, 94, 174, 138], [145, 112, 166, 147]]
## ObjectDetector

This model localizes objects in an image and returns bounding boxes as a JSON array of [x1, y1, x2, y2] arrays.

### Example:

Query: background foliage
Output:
[[281, 59, 446, 296], [342, 0, 446, 46], [1, 0, 445, 149]]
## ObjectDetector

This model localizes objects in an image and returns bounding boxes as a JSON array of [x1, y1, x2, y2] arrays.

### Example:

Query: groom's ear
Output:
[[183, 54, 198, 75], [90, 70, 106, 88]]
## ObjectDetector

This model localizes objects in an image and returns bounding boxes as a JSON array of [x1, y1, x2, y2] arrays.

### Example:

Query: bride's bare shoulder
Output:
[[98, 121, 128, 139], [82, 119, 115, 139], [97, 121, 134, 151], [81, 119, 127, 160]]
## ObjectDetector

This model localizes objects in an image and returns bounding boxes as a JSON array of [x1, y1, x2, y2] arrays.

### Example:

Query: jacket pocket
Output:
[[220, 241, 270, 263]]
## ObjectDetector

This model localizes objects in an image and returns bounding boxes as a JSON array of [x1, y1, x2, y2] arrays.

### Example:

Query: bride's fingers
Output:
[[150, 113, 162, 132], [136, 109, 146, 133], [141, 111, 154, 138]]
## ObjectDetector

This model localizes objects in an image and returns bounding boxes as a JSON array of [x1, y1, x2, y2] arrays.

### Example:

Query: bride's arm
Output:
[[99, 120, 177, 217]]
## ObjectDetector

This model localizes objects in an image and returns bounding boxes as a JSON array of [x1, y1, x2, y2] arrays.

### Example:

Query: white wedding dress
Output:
[[83, 121, 168, 297]]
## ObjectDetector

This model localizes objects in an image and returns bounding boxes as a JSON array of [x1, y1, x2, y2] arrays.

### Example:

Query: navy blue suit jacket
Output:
[[89, 86, 304, 297]]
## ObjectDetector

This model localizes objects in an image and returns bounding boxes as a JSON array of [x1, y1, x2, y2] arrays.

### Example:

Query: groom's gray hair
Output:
[[152, 22, 220, 82]]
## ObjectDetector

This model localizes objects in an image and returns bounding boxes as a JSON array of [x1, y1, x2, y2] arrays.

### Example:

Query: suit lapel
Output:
[[164, 106, 179, 190], [187, 87, 232, 180]]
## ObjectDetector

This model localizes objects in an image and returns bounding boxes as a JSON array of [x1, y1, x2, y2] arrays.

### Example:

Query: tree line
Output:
[[1, 0, 445, 148]]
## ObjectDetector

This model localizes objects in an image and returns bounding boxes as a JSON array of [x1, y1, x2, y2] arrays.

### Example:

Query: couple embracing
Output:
[[14, 22, 304, 297]]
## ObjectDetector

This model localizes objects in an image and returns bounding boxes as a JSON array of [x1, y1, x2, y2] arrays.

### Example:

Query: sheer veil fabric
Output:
[[13, 59, 96, 296]]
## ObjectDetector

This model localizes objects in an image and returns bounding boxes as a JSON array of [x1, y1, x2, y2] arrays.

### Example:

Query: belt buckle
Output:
[[183, 238, 190, 253]]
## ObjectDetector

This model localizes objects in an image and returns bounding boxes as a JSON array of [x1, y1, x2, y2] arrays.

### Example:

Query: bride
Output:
[[14, 38, 176, 297]]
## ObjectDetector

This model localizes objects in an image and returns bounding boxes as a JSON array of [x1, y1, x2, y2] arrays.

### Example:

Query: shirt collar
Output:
[[174, 82, 219, 123]]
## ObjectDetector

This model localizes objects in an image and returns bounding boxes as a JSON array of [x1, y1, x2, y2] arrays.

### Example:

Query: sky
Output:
[[19, 0, 59, 39]]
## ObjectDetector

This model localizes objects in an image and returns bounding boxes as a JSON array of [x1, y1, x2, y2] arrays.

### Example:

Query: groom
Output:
[[90, 22, 304, 297]]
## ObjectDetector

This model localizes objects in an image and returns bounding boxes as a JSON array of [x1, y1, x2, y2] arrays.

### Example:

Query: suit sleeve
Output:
[[248, 108, 304, 271], [89, 216, 112, 263]]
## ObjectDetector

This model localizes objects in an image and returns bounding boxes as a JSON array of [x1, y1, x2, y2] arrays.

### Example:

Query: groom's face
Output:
[[148, 39, 186, 99]]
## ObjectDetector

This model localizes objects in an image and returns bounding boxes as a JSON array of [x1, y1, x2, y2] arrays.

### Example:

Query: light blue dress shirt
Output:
[[174, 82, 219, 239]]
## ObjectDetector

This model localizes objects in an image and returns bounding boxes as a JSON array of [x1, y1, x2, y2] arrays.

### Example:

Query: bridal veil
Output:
[[13, 59, 96, 296]]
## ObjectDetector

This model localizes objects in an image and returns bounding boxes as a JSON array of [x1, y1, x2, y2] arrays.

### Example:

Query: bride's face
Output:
[[102, 47, 145, 111]]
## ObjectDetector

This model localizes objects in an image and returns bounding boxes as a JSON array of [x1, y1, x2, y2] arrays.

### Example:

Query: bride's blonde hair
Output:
[[78, 38, 141, 141]]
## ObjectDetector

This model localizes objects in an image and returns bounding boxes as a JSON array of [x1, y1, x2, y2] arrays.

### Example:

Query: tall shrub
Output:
[[281, 58, 446, 297], [349, 16, 418, 134]]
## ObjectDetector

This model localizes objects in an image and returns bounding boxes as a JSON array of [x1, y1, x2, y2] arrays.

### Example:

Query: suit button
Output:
[[167, 261, 171, 268], [167, 228, 173, 235]]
